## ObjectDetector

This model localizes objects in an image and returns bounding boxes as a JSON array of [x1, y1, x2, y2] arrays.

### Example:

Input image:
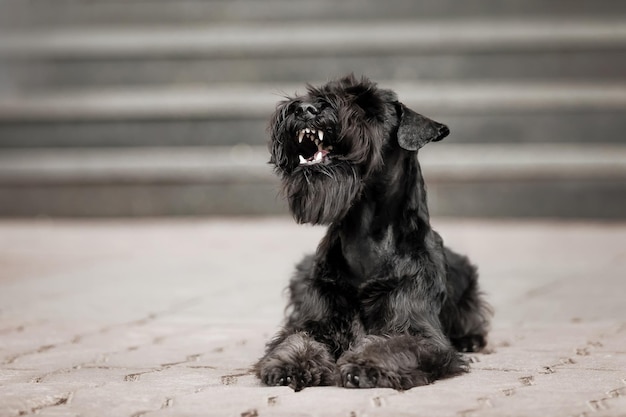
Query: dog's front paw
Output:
[[338, 358, 428, 390], [338, 349, 398, 389], [255, 333, 338, 391], [451, 334, 488, 353], [261, 363, 308, 390], [337, 336, 436, 390], [339, 363, 382, 388], [258, 358, 336, 391]]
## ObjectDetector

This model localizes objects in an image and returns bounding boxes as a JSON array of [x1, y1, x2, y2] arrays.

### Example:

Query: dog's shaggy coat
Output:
[[255, 75, 492, 391]]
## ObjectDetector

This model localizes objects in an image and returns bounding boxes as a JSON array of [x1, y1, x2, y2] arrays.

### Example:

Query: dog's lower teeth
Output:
[[314, 152, 323, 162], [299, 155, 307, 164]]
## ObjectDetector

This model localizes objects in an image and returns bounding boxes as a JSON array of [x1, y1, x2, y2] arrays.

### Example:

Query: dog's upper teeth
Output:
[[305, 128, 310, 133], [298, 130, 305, 143], [318, 131, 324, 141]]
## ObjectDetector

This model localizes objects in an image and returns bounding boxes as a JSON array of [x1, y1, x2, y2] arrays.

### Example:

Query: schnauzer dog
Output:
[[255, 75, 492, 391]]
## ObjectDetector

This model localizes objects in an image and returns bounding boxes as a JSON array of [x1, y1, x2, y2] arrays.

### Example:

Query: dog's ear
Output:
[[396, 103, 450, 151]]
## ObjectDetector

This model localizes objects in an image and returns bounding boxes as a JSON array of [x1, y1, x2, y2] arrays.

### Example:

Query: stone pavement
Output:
[[0, 218, 625, 417]]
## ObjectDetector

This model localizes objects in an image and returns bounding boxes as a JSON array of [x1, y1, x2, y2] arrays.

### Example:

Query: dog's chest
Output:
[[340, 225, 395, 283]]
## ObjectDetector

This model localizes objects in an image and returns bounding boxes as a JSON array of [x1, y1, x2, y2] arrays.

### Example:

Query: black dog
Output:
[[255, 75, 492, 391]]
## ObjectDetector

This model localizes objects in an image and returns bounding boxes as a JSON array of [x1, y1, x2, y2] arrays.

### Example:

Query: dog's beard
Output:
[[282, 162, 363, 225], [270, 124, 383, 225], [269, 115, 367, 225]]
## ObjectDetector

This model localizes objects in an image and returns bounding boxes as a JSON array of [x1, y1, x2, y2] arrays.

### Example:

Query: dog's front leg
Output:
[[337, 333, 468, 390], [254, 331, 338, 391]]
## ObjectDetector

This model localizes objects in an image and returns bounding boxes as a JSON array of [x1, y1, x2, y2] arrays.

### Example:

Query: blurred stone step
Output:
[[5, 49, 626, 91], [0, 82, 625, 147], [2, 17, 625, 91], [2, 19, 624, 91], [1, 144, 625, 218], [2, 20, 624, 59], [1, 111, 625, 149], [2, 82, 625, 120], [2, 0, 624, 29]]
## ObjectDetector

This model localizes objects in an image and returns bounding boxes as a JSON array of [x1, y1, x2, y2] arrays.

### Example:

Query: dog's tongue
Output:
[[313, 149, 329, 162], [299, 149, 329, 165]]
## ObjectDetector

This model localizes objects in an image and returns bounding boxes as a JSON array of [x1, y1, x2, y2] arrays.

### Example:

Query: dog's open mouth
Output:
[[295, 128, 333, 165]]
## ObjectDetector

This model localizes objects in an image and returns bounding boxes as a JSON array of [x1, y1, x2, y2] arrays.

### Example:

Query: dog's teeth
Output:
[[314, 151, 323, 162], [305, 128, 310, 133], [298, 130, 305, 143], [299, 155, 307, 165], [318, 131, 324, 141]]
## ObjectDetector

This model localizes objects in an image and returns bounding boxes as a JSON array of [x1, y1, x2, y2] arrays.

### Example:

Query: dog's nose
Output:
[[295, 102, 319, 119]]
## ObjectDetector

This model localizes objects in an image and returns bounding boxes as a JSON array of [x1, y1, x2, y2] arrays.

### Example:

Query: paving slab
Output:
[[0, 218, 625, 417]]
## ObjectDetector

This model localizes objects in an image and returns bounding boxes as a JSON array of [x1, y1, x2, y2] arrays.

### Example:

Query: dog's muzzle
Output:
[[295, 127, 333, 165]]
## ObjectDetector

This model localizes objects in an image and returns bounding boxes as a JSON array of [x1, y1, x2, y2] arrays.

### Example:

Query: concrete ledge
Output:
[[2, 144, 626, 184], [2, 112, 625, 148], [1, 145, 625, 218], [0, 146, 273, 185], [1, 82, 625, 121], [3, 0, 626, 29], [4, 50, 626, 91], [1, 19, 625, 58]]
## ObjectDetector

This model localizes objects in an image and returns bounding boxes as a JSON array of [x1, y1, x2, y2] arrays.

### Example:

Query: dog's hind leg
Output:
[[441, 248, 492, 352]]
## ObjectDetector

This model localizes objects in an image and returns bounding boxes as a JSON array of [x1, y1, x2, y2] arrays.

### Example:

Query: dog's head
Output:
[[269, 74, 449, 225]]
